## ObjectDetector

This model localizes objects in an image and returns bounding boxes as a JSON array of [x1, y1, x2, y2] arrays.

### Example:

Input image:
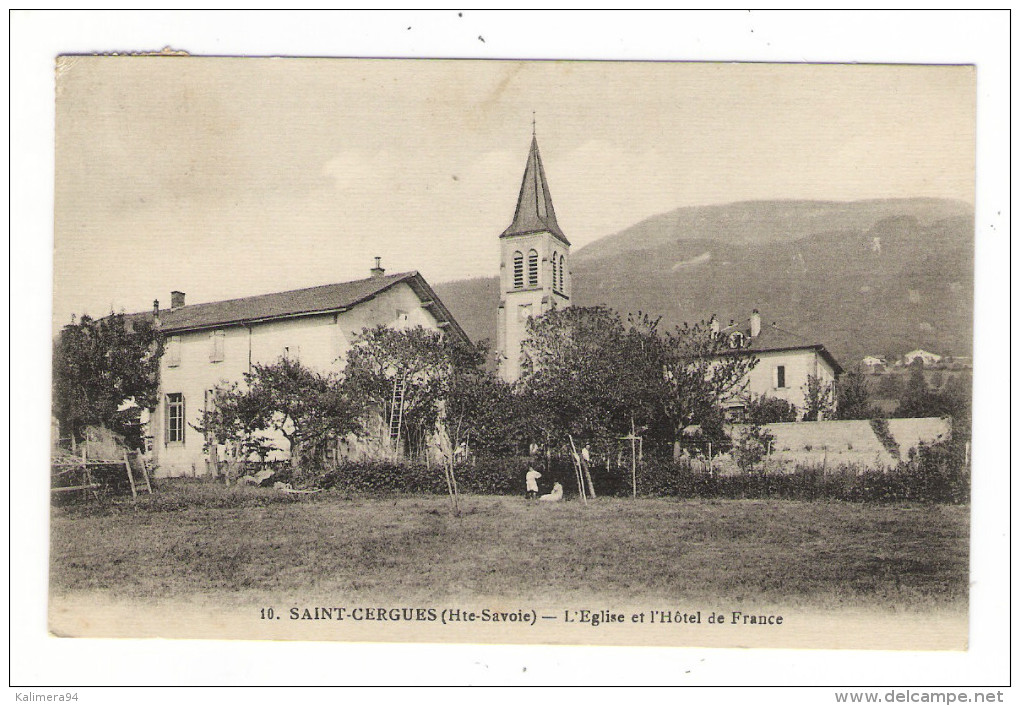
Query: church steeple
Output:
[[495, 131, 572, 383], [501, 135, 570, 246]]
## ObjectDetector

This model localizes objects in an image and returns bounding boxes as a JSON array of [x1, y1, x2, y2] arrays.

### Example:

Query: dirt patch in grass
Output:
[[50, 481, 968, 612]]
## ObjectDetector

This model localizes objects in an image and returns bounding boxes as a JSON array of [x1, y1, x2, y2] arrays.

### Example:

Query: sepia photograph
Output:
[[44, 55, 977, 652]]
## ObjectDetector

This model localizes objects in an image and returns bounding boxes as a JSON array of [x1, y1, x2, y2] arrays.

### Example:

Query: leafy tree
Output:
[[875, 372, 901, 399], [193, 381, 277, 463], [659, 320, 757, 443], [745, 394, 799, 424], [836, 366, 877, 420], [239, 358, 366, 470], [895, 368, 969, 421], [802, 374, 835, 421], [444, 366, 526, 457], [52, 313, 162, 447], [519, 306, 661, 447], [734, 423, 776, 474], [343, 325, 471, 455]]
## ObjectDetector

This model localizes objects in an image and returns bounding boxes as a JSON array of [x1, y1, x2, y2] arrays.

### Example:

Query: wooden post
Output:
[[568, 435, 588, 505], [630, 417, 637, 499], [123, 449, 137, 500]]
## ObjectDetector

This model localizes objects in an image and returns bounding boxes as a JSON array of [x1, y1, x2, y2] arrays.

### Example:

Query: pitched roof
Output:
[[155, 271, 469, 344], [717, 319, 844, 374], [501, 136, 570, 246]]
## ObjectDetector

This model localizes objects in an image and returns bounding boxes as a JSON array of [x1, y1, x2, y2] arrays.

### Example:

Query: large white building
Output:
[[714, 311, 843, 420], [496, 134, 571, 382], [148, 267, 467, 477]]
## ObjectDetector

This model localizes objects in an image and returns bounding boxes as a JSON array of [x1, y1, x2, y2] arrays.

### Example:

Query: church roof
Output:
[[151, 272, 469, 343], [501, 136, 570, 246]]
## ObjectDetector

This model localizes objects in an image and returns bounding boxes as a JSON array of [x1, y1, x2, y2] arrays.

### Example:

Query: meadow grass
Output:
[[50, 479, 968, 611]]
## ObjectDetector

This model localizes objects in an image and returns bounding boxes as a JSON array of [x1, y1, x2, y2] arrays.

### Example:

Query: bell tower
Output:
[[496, 130, 571, 382]]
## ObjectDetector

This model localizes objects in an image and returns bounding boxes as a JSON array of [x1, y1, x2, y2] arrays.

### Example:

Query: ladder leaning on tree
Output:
[[389, 374, 407, 448]]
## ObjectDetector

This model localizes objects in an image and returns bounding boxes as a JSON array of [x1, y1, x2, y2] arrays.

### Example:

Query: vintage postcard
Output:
[[48, 57, 974, 651]]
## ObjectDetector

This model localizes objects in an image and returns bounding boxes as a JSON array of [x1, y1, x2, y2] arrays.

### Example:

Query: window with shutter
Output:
[[527, 249, 539, 287], [210, 330, 225, 362], [167, 336, 182, 367], [513, 251, 524, 289]]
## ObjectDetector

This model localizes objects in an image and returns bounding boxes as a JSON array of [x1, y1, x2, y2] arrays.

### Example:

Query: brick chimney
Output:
[[370, 256, 385, 278], [709, 315, 720, 335], [171, 291, 186, 309], [750, 309, 761, 338], [153, 299, 160, 316]]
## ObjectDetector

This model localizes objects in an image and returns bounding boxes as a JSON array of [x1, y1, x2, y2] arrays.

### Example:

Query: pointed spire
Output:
[[501, 133, 570, 245]]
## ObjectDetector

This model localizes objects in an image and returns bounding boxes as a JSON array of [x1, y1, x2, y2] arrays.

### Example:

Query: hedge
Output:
[[313, 441, 968, 504]]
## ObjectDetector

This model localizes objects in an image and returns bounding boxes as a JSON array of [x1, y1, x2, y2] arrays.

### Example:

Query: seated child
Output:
[[539, 482, 563, 502]]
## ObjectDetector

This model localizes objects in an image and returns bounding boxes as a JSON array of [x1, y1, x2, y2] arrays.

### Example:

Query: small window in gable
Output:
[[167, 336, 182, 367], [729, 332, 745, 349], [513, 251, 524, 289], [209, 330, 225, 363], [527, 249, 539, 287]]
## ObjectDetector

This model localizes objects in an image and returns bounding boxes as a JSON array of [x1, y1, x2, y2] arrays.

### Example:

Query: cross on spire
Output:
[[532, 111, 536, 136]]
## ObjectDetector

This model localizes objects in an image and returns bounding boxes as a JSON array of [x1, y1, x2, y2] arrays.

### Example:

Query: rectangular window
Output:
[[166, 393, 185, 444], [775, 365, 786, 389], [167, 336, 182, 367], [209, 330, 225, 363]]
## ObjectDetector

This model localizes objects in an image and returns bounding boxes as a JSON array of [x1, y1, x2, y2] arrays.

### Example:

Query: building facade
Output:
[[496, 135, 571, 382], [150, 267, 468, 477], [715, 311, 843, 420]]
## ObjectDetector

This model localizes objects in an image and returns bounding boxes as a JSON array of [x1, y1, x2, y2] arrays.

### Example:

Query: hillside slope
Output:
[[433, 199, 974, 367]]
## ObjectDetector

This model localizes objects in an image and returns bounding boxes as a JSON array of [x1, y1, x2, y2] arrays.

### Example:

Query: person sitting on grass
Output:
[[525, 466, 542, 500], [539, 482, 563, 502]]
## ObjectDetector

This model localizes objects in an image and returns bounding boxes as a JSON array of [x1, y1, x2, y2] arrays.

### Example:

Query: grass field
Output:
[[49, 480, 969, 611]]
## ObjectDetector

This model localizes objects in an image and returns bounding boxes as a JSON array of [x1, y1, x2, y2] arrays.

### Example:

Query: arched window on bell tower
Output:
[[513, 251, 524, 289], [559, 254, 565, 293], [552, 251, 558, 292], [527, 249, 539, 287]]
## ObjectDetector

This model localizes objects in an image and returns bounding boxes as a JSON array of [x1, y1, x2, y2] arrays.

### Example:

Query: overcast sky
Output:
[[53, 58, 974, 328]]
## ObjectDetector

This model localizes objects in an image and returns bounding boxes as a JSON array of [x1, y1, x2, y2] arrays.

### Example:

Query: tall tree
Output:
[[803, 374, 836, 421], [245, 357, 367, 470], [659, 321, 758, 443], [343, 325, 482, 454], [836, 366, 877, 420], [519, 306, 660, 447], [52, 313, 162, 446]]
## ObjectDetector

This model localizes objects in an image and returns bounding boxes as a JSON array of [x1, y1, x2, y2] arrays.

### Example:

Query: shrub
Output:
[[734, 424, 776, 474], [745, 395, 799, 424]]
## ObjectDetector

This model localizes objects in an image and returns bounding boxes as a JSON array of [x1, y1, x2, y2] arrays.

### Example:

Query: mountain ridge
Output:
[[433, 198, 974, 368]]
